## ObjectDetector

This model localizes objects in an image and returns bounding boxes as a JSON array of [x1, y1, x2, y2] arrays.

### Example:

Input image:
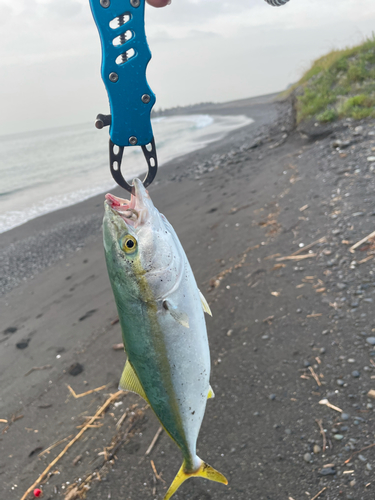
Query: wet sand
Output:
[[2, 94, 375, 500]]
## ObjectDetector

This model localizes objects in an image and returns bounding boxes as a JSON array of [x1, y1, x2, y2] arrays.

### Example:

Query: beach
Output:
[[2, 93, 375, 500]]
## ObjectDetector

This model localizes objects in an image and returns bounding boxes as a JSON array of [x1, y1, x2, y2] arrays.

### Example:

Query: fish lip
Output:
[[105, 193, 133, 211], [104, 192, 136, 226], [104, 178, 149, 227]]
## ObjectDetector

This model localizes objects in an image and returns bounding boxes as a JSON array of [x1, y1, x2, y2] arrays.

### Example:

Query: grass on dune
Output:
[[286, 36, 375, 124]]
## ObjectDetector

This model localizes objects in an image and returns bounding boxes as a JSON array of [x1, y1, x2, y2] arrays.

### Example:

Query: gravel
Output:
[[0, 213, 102, 296]]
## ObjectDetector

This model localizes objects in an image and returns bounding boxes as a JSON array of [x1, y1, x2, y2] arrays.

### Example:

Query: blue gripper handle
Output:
[[89, 0, 155, 148]]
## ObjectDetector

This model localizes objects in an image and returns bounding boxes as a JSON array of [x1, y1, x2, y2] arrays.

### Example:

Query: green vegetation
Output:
[[287, 36, 375, 123]]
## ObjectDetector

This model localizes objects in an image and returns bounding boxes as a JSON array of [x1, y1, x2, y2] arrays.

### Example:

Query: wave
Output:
[[0, 113, 253, 234]]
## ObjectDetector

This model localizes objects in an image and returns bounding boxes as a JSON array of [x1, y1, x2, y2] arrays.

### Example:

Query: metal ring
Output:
[[109, 138, 158, 193]]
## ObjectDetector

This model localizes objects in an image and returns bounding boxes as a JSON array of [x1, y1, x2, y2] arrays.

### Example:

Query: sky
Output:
[[1, 0, 375, 135]]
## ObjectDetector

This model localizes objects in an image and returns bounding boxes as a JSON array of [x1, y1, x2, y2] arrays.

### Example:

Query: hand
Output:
[[146, 0, 170, 7]]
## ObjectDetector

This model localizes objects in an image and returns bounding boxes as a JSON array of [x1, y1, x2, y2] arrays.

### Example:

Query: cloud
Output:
[[0, 4, 13, 27], [41, 1, 82, 19], [1, 0, 375, 134], [147, 0, 375, 37]]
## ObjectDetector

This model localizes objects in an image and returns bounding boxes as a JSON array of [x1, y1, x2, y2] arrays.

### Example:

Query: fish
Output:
[[103, 179, 227, 499]]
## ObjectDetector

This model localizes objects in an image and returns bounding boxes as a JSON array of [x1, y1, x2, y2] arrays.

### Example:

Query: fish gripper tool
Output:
[[264, 0, 290, 6], [89, 0, 157, 193]]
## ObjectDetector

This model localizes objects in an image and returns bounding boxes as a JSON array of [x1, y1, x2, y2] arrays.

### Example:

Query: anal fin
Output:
[[119, 360, 148, 403]]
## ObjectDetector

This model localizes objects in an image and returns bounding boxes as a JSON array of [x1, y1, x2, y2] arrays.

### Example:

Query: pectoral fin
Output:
[[207, 386, 215, 399], [163, 300, 189, 328], [119, 360, 148, 403], [199, 290, 212, 316], [169, 309, 189, 328]]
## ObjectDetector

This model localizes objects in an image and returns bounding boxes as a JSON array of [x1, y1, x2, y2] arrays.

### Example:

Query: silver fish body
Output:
[[103, 179, 227, 499]]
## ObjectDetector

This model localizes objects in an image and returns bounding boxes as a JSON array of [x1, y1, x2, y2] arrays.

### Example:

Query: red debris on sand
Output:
[[33, 489, 42, 498]]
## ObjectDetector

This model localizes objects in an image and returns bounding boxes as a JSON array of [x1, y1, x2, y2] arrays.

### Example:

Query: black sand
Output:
[[1, 94, 375, 500]]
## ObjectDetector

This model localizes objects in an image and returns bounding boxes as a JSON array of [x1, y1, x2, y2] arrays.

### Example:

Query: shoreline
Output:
[[0, 94, 278, 296], [0, 95, 275, 237]]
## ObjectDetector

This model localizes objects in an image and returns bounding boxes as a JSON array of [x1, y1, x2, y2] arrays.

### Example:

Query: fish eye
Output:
[[120, 235, 137, 254]]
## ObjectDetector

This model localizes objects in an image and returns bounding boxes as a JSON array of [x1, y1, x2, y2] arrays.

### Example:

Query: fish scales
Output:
[[103, 179, 227, 499]]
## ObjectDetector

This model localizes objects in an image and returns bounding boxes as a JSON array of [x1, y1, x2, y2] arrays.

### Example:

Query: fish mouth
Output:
[[105, 178, 150, 227]]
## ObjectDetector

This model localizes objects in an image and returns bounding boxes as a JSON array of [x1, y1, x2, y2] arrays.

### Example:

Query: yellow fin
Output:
[[207, 385, 215, 399], [118, 360, 148, 402], [164, 459, 227, 500], [199, 289, 212, 316]]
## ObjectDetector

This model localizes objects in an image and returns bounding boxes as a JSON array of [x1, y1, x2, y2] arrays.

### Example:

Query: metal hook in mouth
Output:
[[109, 138, 158, 194]]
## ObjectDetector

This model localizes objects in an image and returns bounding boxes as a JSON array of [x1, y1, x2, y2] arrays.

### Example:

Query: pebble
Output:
[[366, 337, 375, 345], [348, 358, 355, 363], [68, 362, 84, 376], [358, 454, 367, 462], [337, 379, 345, 386], [319, 467, 336, 476], [269, 394, 276, 400], [336, 283, 347, 290], [333, 434, 344, 440], [16, 339, 30, 349], [4, 326, 17, 334], [351, 370, 360, 378], [313, 444, 321, 454], [332, 139, 351, 149], [366, 463, 372, 471], [367, 156, 375, 162], [303, 453, 312, 463], [341, 413, 350, 421], [226, 329, 233, 337]]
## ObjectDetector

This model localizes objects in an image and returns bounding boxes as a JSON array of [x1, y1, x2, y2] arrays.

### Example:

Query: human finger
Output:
[[146, 0, 170, 7]]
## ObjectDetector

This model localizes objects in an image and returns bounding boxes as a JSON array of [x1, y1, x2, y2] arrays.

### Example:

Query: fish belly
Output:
[[120, 287, 210, 460]]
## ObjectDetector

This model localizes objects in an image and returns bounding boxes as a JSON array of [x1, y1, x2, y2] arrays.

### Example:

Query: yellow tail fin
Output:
[[163, 459, 228, 500]]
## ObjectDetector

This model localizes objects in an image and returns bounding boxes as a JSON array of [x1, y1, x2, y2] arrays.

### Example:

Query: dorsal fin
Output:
[[119, 360, 148, 403], [199, 290, 212, 316]]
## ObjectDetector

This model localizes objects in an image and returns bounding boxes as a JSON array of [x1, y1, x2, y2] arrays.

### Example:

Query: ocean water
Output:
[[0, 114, 253, 233]]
